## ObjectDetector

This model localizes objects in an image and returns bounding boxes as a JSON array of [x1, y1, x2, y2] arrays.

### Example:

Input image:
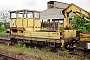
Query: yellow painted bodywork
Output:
[[58, 22, 63, 30], [63, 3, 90, 42], [24, 31, 60, 39], [64, 3, 89, 16], [10, 9, 76, 41], [34, 19, 41, 31], [63, 30, 76, 38], [80, 33, 90, 42], [16, 19, 23, 27], [11, 31, 17, 35], [24, 31, 31, 37], [64, 13, 70, 28], [34, 19, 41, 27], [24, 30, 76, 40], [26, 28, 34, 32], [10, 4, 90, 48], [63, 3, 90, 28], [28, 19, 34, 27], [23, 18, 28, 28], [10, 18, 41, 30], [11, 30, 24, 36], [10, 19, 16, 27], [61, 39, 65, 47]]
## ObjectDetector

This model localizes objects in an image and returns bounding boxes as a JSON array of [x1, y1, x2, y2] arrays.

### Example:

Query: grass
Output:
[[0, 31, 9, 35], [0, 30, 88, 60], [0, 44, 88, 60]]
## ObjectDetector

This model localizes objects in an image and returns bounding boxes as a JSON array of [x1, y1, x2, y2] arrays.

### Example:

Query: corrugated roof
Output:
[[40, 8, 64, 20]]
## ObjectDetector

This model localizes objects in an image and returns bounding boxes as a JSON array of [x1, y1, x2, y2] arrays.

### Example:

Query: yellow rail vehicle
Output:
[[62, 3, 90, 50], [10, 9, 76, 48], [10, 3, 90, 50]]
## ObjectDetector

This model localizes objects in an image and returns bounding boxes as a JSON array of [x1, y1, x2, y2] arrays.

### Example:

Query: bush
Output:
[[59, 26, 64, 30], [17, 41, 23, 47], [71, 14, 90, 33]]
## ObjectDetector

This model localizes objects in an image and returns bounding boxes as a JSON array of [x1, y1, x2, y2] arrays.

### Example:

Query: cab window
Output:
[[34, 12, 39, 18], [10, 12, 16, 18], [27, 11, 33, 18], [17, 11, 23, 18]]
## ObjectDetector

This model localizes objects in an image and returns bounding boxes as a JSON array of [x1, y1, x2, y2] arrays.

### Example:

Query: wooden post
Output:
[[48, 19, 50, 30], [41, 20, 43, 28]]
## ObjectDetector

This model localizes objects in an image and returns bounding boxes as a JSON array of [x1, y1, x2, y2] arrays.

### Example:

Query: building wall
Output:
[[40, 1, 70, 20], [54, 1, 69, 9]]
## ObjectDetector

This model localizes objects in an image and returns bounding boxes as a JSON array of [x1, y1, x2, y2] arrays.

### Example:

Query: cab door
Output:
[[34, 12, 41, 31], [10, 12, 16, 28], [16, 11, 23, 28]]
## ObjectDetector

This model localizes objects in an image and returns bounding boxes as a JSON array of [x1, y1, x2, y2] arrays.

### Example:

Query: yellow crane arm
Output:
[[62, 3, 90, 29]]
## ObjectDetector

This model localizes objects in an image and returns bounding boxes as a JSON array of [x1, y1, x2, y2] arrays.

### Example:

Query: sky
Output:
[[0, 0, 90, 11]]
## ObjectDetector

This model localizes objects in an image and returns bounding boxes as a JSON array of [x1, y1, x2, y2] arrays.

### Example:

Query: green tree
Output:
[[0, 10, 9, 23], [43, 21, 49, 24], [70, 14, 90, 32], [0, 10, 10, 32], [0, 22, 3, 29]]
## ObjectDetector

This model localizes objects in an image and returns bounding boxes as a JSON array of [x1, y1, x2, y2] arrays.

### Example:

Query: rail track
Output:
[[0, 49, 38, 60], [0, 35, 10, 44], [0, 54, 18, 60], [0, 35, 90, 59]]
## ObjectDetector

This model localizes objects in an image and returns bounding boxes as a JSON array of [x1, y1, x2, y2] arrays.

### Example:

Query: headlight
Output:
[[87, 43, 90, 49]]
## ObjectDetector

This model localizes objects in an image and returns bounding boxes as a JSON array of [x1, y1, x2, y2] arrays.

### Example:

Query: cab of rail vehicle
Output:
[[10, 10, 41, 36]]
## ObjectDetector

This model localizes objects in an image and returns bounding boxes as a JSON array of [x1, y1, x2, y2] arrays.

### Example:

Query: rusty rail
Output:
[[0, 35, 10, 38], [0, 49, 38, 60], [0, 54, 19, 60], [0, 35, 10, 44]]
